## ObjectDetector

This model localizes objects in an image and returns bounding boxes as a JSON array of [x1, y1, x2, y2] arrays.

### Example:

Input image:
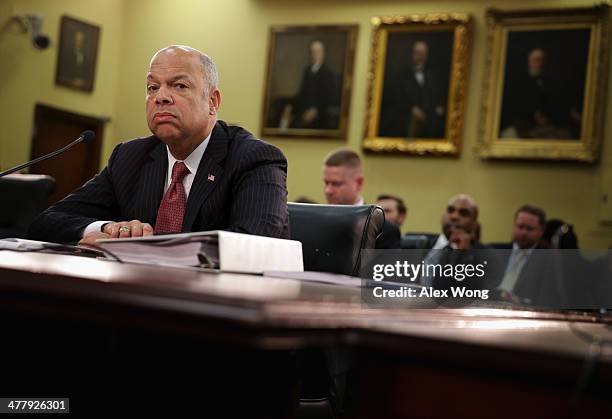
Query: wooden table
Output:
[[1, 250, 611, 417]]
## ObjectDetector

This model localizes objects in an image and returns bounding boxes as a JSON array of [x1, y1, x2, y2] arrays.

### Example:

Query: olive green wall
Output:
[[1, 0, 611, 247], [0, 0, 124, 170]]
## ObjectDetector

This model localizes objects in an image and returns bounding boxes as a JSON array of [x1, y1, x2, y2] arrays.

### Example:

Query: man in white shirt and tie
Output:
[[496, 205, 546, 295], [29, 45, 290, 244]]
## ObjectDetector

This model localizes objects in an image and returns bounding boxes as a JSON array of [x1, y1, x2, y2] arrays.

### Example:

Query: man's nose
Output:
[[155, 86, 173, 105]]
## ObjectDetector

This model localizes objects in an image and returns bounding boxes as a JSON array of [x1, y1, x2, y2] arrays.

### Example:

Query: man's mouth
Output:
[[153, 112, 176, 122]]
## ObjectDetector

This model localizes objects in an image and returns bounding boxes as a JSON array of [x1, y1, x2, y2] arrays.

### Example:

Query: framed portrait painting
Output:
[[477, 6, 610, 162], [55, 15, 101, 93], [363, 14, 472, 156], [261, 25, 358, 139]]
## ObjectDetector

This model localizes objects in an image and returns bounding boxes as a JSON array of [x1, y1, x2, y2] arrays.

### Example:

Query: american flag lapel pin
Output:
[[207, 173, 215, 182]]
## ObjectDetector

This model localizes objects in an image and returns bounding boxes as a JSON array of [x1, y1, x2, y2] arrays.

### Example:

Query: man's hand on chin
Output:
[[448, 225, 473, 250]]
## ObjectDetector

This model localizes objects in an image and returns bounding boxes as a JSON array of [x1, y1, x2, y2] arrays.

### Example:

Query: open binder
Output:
[[96, 230, 304, 273]]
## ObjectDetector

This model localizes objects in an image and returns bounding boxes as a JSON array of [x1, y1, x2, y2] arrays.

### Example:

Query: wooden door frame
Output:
[[32, 103, 107, 178]]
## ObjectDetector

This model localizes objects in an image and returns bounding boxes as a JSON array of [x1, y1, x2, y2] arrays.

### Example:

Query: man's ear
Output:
[[398, 213, 406, 226], [209, 89, 221, 115], [355, 175, 364, 192]]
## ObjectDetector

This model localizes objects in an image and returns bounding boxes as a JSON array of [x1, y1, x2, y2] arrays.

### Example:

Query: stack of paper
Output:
[[96, 230, 304, 274]]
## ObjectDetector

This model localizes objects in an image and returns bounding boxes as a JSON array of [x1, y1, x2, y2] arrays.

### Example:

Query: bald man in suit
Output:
[[29, 45, 288, 244]]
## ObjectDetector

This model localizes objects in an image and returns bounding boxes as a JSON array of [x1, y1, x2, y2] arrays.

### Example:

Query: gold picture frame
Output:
[[477, 6, 610, 162], [55, 15, 101, 93], [363, 14, 472, 156], [261, 25, 358, 139]]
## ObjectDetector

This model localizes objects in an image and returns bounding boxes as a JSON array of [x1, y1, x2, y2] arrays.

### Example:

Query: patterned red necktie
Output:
[[154, 161, 190, 233]]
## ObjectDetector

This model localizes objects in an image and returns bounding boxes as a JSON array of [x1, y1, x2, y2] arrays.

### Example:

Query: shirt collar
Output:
[[512, 241, 536, 256], [432, 234, 449, 250], [166, 132, 212, 175]]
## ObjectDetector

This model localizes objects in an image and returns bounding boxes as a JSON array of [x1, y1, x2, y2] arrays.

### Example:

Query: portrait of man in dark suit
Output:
[[55, 16, 100, 92], [262, 26, 357, 138], [280, 40, 338, 129], [378, 32, 453, 139], [498, 29, 589, 140]]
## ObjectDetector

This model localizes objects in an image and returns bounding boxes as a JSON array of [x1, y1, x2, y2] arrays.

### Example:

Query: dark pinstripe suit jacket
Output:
[[28, 121, 289, 243]]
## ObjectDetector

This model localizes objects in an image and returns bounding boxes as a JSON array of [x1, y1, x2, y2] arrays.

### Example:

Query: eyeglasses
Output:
[[447, 205, 472, 218]]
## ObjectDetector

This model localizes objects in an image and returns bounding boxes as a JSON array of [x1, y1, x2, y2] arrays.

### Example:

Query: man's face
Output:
[[74, 31, 85, 49], [412, 42, 428, 69], [512, 211, 543, 249], [528, 49, 546, 76], [377, 198, 405, 227], [441, 197, 477, 239], [323, 165, 362, 205], [310, 41, 324, 67], [146, 48, 218, 150]]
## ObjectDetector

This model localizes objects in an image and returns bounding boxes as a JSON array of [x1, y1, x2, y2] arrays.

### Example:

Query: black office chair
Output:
[[287, 203, 384, 419], [400, 232, 439, 249], [487, 242, 512, 249], [287, 202, 384, 277], [0, 174, 55, 239]]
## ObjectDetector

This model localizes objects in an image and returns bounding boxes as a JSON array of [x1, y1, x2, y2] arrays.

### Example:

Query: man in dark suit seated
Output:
[[322, 148, 400, 249], [378, 40, 446, 139], [491, 205, 545, 291], [430, 194, 481, 252], [376, 194, 407, 230], [420, 194, 490, 289], [29, 45, 289, 244], [281, 39, 340, 130], [488, 204, 560, 306]]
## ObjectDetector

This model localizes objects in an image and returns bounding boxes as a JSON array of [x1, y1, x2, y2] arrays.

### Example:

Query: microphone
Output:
[[0, 130, 95, 178]]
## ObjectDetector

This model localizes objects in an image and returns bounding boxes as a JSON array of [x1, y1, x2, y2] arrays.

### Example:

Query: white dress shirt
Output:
[[431, 234, 449, 250], [82, 133, 211, 237], [497, 242, 535, 293], [414, 70, 425, 87], [163, 133, 210, 196]]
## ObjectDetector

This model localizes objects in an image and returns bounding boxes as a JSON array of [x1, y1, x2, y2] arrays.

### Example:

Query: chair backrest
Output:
[[400, 232, 439, 249], [0, 174, 56, 239], [287, 203, 384, 276], [487, 242, 512, 249]]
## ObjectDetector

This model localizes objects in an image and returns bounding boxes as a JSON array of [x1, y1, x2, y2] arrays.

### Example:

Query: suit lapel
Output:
[[134, 139, 167, 225], [182, 122, 228, 231]]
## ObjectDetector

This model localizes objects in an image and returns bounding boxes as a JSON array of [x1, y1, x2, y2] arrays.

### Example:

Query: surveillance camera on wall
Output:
[[12, 13, 51, 50]]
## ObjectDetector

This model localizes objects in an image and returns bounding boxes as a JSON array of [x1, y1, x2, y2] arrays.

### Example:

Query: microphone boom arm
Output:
[[0, 131, 94, 178]]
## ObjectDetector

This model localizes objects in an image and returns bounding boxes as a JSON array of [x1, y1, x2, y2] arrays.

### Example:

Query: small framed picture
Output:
[[55, 15, 101, 93], [477, 6, 610, 162], [363, 14, 473, 156], [261, 25, 358, 139]]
